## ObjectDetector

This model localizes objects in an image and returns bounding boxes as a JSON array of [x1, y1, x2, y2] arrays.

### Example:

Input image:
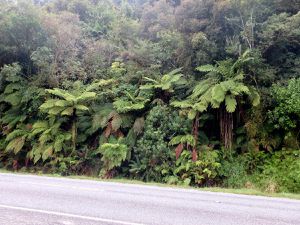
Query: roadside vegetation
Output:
[[0, 0, 299, 195]]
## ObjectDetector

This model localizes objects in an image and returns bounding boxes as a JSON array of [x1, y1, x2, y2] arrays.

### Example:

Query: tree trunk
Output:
[[192, 112, 199, 161], [71, 109, 77, 153], [220, 106, 233, 150]]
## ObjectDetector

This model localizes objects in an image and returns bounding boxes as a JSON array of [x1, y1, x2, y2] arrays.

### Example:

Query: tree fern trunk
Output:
[[192, 112, 199, 161], [71, 109, 77, 153], [71, 120, 77, 153], [220, 106, 233, 150]]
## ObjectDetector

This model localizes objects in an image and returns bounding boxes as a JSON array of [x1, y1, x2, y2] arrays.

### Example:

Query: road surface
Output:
[[0, 173, 299, 225]]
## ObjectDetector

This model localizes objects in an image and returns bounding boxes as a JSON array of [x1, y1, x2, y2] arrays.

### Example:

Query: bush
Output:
[[218, 154, 249, 188], [259, 150, 300, 193], [130, 105, 190, 182], [98, 140, 128, 178], [163, 150, 220, 186]]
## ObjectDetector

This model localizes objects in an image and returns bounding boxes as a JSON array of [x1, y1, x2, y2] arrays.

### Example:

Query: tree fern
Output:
[[172, 50, 260, 149], [140, 68, 184, 93], [40, 83, 97, 152]]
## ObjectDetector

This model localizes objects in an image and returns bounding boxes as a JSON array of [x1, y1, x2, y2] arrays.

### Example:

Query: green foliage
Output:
[[164, 150, 220, 186], [169, 135, 196, 147], [0, 0, 299, 193], [269, 78, 300, 131], [268, 78, 300, 149], [40, 87, 96, 116], [28, 119, 72, 164], [259, 150, 300, 193], [140, 68, 184, 93], [112, 83, 152, 113], [98, 139, 128, 178], [5, 125, 30, 154], [218, 152, 249, 188], [40, 82, 97, 152], [130, 105, 190, 181], [192, 51, 260, 113]]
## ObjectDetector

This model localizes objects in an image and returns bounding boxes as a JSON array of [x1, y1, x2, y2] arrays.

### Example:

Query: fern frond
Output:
[[47, 88, 76, 102], [6, 129, 27, 142], [193, 102, 208, 112], [40, 99, 58, 111], [171, 100, 193, 109], [32, 121, 49, 130], [225, 95, 237, 113], [142, 77, 159, 84], [190, 79, 214, 99], [249, 87, 260, 107], [42, 145, 53, 161], [75, 105, 89, 111], [167, 68, 182, 76], [77, 92, 96, 102], [196, 64, 217, 73], [211, 84, 226, 103], [55, 100, 71, 107], [4, 92, 22, 106], [5, 136, 25, 154], [61, 107, 74, 116]]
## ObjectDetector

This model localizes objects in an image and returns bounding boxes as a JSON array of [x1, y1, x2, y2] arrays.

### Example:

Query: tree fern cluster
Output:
[[0, 0, 299, 191]]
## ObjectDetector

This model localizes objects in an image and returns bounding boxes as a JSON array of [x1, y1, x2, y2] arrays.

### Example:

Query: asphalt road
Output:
[[0, 173, 300, 225]]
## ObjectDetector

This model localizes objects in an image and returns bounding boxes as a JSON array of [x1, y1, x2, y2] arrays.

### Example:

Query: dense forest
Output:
[[0, 0, 299, 193]]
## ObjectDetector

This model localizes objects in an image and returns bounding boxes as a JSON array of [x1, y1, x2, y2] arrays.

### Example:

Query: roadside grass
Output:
[[1, 168, 300, 200]]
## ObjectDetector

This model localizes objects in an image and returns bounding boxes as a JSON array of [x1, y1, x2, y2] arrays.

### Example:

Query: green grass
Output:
[[1, 169, 300, 200]]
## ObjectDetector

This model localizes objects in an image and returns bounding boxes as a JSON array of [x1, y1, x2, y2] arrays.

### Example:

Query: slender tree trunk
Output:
[[72, 120, 77, 153], [192, 112, 199, 161], [71, 109, 77, 154], [220, 106, 233, 150]]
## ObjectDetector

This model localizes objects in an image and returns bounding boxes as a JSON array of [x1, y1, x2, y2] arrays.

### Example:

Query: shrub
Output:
[[218, 155, 248, 188], [130, 105, 190, 181], [259, 150, 300, 193], [98, 141, 128, 178], [164, 150, 220, 186]]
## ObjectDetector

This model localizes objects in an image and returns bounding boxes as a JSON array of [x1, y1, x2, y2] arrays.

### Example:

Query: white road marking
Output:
[[0, 204, 146, 225]]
